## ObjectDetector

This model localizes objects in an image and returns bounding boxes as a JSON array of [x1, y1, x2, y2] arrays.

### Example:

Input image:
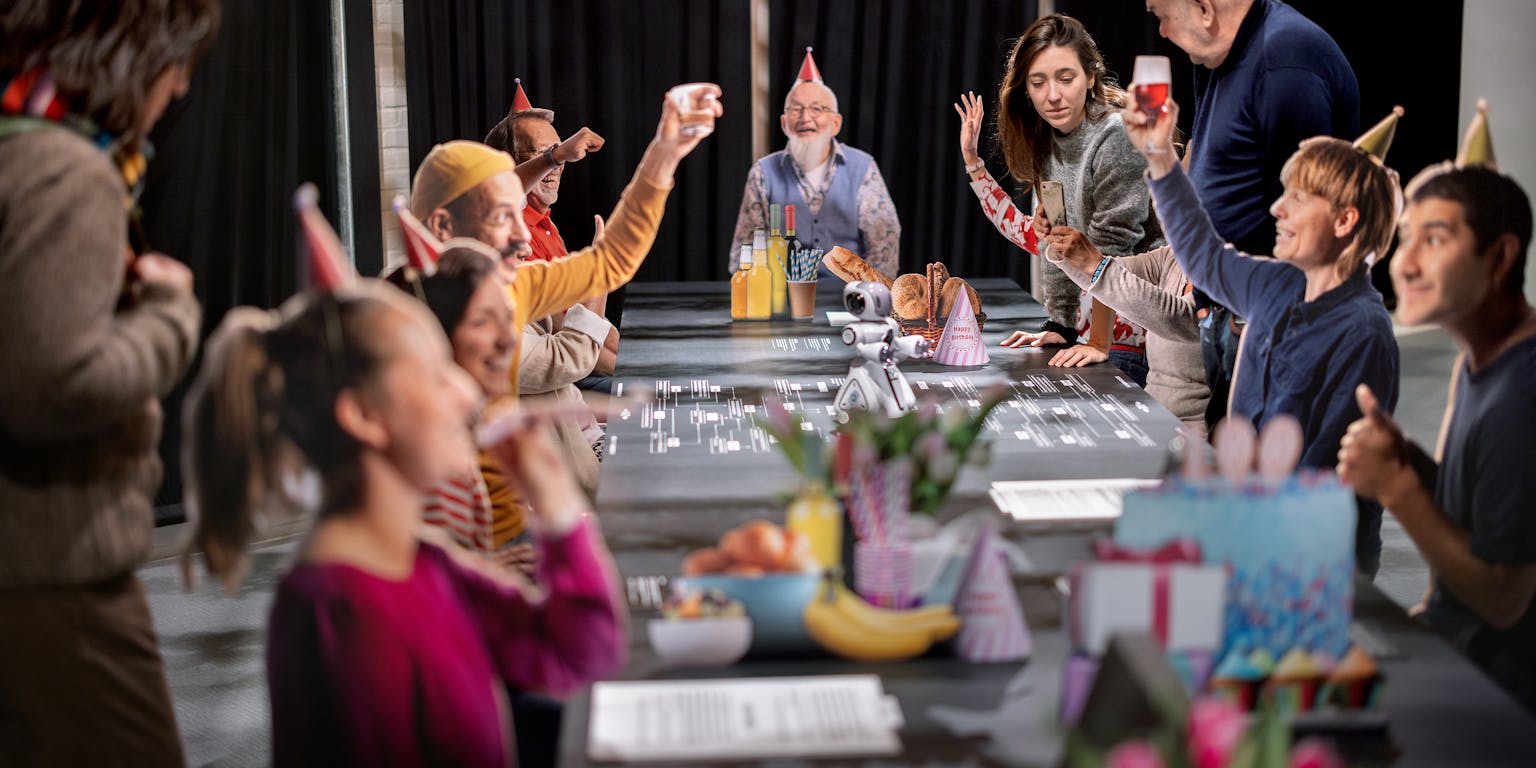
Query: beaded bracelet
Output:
[[1089, 255, 1113, 284]]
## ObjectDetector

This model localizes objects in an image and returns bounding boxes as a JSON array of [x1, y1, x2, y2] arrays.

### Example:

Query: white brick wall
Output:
[[374, 0, 410, 273]]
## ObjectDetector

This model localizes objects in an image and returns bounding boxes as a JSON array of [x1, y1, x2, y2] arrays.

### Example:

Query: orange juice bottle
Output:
[[730, 244, 750, 320]]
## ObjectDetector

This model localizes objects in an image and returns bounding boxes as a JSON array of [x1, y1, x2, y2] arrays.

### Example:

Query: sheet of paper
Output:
[[588, 674, 903, 763], [826, 310, 857, 326], [988, 478, 1161, 524]]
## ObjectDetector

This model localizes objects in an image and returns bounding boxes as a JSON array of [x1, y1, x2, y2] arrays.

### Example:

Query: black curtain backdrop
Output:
[[404, 0, 1041, 286], [143, 0, 377, 512]]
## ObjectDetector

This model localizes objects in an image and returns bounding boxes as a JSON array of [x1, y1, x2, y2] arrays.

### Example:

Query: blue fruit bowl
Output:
[[672, 573, 822, 657]]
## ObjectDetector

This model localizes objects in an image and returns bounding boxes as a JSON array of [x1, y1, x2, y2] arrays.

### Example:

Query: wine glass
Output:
[[1130, 55, 1171, 153]]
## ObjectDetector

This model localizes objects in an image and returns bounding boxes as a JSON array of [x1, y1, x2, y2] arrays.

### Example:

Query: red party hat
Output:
[[511, 78, 533, 111], [293, 183, 354, 292], [393, 194, 442, 276], [796, 47, 823, 84]]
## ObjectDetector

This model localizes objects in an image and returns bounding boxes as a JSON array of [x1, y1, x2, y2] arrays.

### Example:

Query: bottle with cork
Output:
[[767, 204, 789, 318]]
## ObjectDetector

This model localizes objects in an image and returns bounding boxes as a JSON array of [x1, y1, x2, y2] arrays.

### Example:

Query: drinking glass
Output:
[[667, 83, 718, 138], [1130, 56, 1171, 153]]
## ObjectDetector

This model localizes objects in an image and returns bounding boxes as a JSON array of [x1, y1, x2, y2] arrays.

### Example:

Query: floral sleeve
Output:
[[727, 163, 768, 271], [967, 169, 1040, 256]]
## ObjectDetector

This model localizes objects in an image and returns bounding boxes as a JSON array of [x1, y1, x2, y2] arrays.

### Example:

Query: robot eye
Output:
[[846, 293, 866, 315]]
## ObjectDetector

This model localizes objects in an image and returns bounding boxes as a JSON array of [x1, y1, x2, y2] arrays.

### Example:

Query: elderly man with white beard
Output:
[[727, 48, 901, 281]]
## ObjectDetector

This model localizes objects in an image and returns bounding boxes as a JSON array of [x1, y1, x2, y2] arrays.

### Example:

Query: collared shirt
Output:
[[1187, 0, 1359, 253], [1150, 163, 1397, 566], [523, 204, 567, 262], [728, 140, 900, 278]]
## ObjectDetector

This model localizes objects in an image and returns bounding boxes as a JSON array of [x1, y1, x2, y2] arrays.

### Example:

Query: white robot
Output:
[[834, 281, 930, 419]]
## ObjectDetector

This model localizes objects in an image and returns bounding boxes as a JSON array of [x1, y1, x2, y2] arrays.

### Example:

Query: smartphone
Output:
[[1038, 181, 1066, 228]]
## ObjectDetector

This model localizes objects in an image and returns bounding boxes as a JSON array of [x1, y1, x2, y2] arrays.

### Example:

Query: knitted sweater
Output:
[[0, 127, 201, 588], [1038, 107, 1163, 331]]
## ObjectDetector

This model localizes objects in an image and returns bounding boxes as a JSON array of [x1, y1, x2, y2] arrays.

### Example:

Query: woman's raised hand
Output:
[[954, 91, 985, 169]]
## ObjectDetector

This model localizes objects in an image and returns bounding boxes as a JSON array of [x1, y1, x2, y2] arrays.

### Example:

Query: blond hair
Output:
[[1279, 137, 1401, 277]]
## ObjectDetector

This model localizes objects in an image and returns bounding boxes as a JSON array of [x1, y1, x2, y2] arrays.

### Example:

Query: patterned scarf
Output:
[[0, 67, 154, 252]]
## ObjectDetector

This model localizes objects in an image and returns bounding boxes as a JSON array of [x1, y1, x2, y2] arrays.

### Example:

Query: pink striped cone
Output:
[[883, 458, 913, 538], [847, 465, 876, 541], [955, 524, 1031, 661], [932, 289, 989, 366], [294, 184, 354, 292], [854, 540, 913, 608], [394, 195, 442, 276]]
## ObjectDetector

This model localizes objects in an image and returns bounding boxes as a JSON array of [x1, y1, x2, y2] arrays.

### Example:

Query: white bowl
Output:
[[647, 616, 753, 667]]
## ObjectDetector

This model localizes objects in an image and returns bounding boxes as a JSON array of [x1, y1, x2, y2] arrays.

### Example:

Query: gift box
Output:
[[1068, 561, 1226, 654]]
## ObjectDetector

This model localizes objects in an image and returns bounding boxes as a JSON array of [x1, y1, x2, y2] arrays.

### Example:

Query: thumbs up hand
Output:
[[1337, 384, 1411, 501]]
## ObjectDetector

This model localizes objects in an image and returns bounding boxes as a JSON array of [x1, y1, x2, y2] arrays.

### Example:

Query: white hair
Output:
[[783, 81, 839, 114]]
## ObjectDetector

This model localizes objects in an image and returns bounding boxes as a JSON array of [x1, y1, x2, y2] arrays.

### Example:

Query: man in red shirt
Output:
[[485, 79, 619, 391]]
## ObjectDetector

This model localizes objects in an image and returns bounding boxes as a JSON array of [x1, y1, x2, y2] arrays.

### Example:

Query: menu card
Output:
[[587, 674, 903, 763], [989, 478, 1161, 524]]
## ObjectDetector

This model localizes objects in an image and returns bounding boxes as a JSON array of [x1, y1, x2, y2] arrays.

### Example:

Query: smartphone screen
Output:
[[1039, 181, 1066, 228]]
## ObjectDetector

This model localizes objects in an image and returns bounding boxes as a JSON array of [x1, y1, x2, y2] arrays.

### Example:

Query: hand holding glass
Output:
[[667, 83, 719, 138]]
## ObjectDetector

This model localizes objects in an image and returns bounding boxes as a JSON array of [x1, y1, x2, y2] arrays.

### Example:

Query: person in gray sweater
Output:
[[0, 2, 215, 764], [1038, 224, 1209, 435], [958, 14, 1162, 383]]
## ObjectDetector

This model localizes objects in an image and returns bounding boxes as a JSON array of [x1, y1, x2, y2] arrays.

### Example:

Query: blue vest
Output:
[[759, 143, 872, 282]]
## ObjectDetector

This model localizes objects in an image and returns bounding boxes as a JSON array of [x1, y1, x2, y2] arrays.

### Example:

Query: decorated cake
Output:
[[1113, 417, 1357, 659]]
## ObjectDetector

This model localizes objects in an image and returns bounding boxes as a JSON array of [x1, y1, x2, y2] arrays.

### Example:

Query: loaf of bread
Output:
[[891, 273, 929, 320], [821, 246, 892, 287], [939, 277, 981, 318]]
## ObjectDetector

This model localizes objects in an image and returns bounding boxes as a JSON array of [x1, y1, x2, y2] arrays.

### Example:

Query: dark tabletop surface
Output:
[[561, 281, 1536, 767]]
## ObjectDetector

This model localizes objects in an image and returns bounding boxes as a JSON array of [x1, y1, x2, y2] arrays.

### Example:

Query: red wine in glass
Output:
[[1134, 82, 1169, 118]]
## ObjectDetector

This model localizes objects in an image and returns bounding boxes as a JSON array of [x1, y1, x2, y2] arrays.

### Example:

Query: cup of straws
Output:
[[787, 247, 821, 320]]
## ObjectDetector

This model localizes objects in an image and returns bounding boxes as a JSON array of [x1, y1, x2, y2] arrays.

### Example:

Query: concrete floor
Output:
[[140, 325, 1458, 767]]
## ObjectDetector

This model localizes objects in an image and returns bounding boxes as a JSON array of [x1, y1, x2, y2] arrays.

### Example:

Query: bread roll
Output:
[[891, 273, 928, 320], [939, 277, 982, 318], [821, 246, 892, 287]]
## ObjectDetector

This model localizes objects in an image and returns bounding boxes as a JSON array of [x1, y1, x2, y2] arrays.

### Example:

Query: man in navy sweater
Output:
[[1145, 0, 1361, 431]]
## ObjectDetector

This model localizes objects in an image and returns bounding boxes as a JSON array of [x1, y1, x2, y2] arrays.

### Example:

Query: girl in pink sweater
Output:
[[181, 282, 624, 765]]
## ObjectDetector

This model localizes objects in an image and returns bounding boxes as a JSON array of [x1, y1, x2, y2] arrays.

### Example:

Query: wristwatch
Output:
[[543, 144, 564, 167], [1039, 320, 1079, 345]]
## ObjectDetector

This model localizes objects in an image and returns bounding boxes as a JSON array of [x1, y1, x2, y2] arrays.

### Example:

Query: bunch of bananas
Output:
[[802, 572, 960, 662]]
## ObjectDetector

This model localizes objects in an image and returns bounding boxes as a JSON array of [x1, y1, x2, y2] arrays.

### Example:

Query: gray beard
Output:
[[786, 134, 832, 173], [530, 184, 559, 210]]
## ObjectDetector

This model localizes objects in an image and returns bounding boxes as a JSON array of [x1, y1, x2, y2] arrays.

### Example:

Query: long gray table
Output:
[[562, 280, 1536, 766]]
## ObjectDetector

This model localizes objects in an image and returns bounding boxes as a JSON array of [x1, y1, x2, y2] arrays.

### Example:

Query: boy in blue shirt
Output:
[[1123, 99, 1402, 575]]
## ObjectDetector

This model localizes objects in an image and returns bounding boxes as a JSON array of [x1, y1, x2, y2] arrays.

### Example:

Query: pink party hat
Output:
[[955, 522, 1032, 661], [294, 183, 355, 292], [932, 289, 989, 366], [511, 78, 533, 111], [393, 194, 442, 276], [796, 47, 823, 84]]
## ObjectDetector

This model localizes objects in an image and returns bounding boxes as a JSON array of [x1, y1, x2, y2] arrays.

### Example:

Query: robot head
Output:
[[843, 281, 893, 321]]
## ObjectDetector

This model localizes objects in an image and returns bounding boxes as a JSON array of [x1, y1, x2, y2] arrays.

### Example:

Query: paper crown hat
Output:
[[1353, 105, 1404, 162], [796, 47, 823, 84], [1457, 98, 1497, 170], [294, 183, 355, 292], [511, 78, 532, 111], [393, 194, 443, 277]]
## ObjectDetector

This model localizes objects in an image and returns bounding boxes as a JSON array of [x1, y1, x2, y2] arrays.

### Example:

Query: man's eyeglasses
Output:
[[785, 104, 832, 118]]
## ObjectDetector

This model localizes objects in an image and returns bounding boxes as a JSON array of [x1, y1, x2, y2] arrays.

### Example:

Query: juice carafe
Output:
[[786, 482, 842, 569]]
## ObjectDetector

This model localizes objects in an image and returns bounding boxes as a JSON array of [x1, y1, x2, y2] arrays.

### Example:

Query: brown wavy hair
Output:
[[0, 0, 219, 141], [997, 13, 1126, 188]]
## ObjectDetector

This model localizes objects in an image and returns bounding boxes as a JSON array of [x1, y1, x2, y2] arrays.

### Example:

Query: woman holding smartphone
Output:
[[956, 13, 1161, 382]]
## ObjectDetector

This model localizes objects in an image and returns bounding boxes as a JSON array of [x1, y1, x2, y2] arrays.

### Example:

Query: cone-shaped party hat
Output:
[[1353, 105, 1403, 162], [294, 184, 354, 292], [796, 47, 823, 84], [1456, 98, 1497, 170]]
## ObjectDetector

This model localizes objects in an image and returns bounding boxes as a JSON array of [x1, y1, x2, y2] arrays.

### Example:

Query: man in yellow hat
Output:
[[1339, 102, 1536, 710], [1124, 100, 1403, 575]]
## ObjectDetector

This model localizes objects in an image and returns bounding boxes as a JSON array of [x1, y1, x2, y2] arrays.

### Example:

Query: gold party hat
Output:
[[1456, 98, 1497, 170], [1353, 105, 1404, 162]]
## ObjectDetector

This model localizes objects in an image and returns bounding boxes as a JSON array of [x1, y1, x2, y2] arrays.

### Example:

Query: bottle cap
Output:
[[753, 229, 767, 249], [739, 243, 751, 270], [785, 204, 796, 232]]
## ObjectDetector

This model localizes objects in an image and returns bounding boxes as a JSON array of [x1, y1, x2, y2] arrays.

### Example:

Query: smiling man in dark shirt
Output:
[[1339, 111, 1536, 709]]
